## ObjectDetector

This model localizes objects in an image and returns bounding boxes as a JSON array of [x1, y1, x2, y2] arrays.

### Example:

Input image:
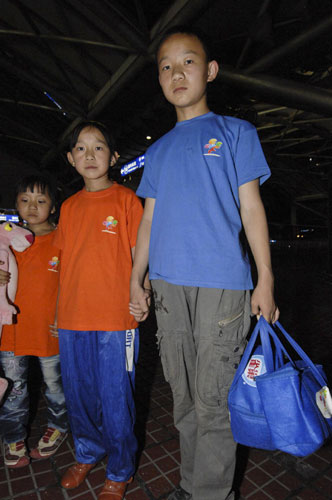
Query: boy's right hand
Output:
[[129, 283, 150, 322]]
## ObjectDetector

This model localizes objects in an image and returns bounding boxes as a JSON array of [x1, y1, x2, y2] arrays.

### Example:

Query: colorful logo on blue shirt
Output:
[[204, 138, 222, 156], [102, 216, 118, 233]]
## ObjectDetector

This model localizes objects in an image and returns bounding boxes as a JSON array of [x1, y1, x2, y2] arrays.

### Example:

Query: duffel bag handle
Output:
[[262, 319, 328, 387], [231, 316, 282, 386], [231, 318, 262, 386], [260, 319, 293, 372]]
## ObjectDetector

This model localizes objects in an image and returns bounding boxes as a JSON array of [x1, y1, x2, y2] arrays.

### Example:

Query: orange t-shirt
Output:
[[54, 183, 143, 331], [0, 230, 60, 356]]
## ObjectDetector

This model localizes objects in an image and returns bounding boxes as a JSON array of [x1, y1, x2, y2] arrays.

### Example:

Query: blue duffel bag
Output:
[[228, 316, 332, 456]]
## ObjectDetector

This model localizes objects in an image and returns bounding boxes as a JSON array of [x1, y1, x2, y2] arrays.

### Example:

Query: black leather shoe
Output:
[[168, 486, 192, 500]]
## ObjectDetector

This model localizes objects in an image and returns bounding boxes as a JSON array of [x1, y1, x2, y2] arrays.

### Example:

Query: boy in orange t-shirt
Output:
[[0, 174, 68, 468], [54, 121, 146, 500]]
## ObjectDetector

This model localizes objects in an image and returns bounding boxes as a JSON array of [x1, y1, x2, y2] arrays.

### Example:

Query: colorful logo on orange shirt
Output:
[[102, 215, 118, 234], [204, 138, 222, 156], [48, 256, 59, 272]]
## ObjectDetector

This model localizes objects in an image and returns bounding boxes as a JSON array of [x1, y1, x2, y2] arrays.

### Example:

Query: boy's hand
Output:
[[129, 283, 150, 322], [251, 282, 279, 324]]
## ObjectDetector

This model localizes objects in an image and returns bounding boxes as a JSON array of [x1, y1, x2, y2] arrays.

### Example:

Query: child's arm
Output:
[[130, 198, 155, 322], [239, 179, 280, 323], [130, 247, 152, 321], [49, 284, 59, 337]]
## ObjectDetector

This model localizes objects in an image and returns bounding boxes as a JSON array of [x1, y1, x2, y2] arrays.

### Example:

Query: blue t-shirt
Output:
[[137, 112, 271, 290]]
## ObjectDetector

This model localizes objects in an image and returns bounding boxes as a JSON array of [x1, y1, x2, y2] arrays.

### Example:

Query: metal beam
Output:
[[218, 67, 332, 117], [0, 133, 47, 146], [75, 0, 148, 52], [12, 1, 86, 109], [329, 170, 332, 273], [41, 0, 208, 166], [236, 0, 272, 68], [0, 29, 137, 53], [296, 194, 328, 201], [0, 55, 82, 115], [0, 112, 52, 145], [0, 97, 69, 114], [244, 14, 332, 74], [295, 201, 327, 220], [10, 0, 112, 77], [267, 136, 322, 150], [88, 0, 208, 117]]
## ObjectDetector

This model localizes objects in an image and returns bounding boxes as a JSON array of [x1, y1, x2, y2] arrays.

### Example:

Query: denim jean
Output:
[[0, 352, 68, 444], [152, 280, 251, 500]]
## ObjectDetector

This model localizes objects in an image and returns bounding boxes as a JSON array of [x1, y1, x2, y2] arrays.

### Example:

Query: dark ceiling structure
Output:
[[1, 0, 332, 236]]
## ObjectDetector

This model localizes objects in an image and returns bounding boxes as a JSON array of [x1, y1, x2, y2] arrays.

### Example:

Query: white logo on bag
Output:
[[316, 386, 332, 419], [242, 354, 266, 387]]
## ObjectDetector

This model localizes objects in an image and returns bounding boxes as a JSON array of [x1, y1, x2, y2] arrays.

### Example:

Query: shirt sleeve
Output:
[[235, 123, 271, 187], [127, 194, 143, 248], [136, 149, 157, 199], [52, 207, 65, 250]]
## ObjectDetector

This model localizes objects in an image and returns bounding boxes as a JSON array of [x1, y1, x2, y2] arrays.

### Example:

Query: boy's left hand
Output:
[[129, 287, 151, 322], [251, 282, 279, 324]]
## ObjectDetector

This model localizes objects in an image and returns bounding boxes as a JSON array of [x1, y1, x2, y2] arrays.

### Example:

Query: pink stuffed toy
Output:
[[0, 221, 33, 403], [0, 221, 34, 334], [0, 377, 8, 404]]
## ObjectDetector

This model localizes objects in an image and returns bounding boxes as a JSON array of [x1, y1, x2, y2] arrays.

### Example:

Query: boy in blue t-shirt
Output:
[[130, 27, 279, 500]]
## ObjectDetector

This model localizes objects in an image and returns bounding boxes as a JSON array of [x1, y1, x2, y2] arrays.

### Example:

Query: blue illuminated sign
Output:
[[0, 214, 20, 223], [121, 155, 145, 176]]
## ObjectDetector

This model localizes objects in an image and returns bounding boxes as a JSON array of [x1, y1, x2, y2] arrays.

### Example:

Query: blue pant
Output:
[[0, 352, 68, 443], [58, 329, 138, 482]]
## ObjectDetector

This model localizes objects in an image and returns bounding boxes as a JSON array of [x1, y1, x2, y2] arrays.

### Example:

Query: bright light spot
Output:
[[146, 136, 151, 140], [44, 91, 63, 111]]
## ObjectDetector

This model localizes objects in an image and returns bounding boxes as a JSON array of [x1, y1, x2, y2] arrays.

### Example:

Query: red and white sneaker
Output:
[[4, 441, 30, 468], [29, 427, 67, 459]]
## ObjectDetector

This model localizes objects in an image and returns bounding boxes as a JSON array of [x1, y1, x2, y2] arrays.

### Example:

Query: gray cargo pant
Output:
[[152, 280, 251, 500]]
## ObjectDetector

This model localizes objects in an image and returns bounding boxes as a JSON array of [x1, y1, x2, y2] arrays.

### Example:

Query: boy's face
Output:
[[67, 126, 117, 186], [16, 186, 54, 227], [158, 33, 218, 119]]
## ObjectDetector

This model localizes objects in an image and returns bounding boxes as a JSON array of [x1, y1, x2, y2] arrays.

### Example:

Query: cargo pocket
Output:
[[156, 329, 186, 393], [196, 308, 247, 409]]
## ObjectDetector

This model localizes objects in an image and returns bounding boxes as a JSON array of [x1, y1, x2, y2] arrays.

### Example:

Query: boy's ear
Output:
[[207, 60, 219, 83], [110, 151, 119, 167], [50, 206, 56, 214], [67, 152, 75, 166]]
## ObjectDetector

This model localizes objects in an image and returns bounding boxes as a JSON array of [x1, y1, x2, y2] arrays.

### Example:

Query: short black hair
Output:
[[156, 25, 212, 62], [15, 174, 57, 209], [15, 173, 58, 222], [67, 120, 116, 157]]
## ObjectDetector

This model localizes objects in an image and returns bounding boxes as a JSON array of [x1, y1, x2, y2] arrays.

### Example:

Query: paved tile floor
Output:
[[1, 248, 332, 499]]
